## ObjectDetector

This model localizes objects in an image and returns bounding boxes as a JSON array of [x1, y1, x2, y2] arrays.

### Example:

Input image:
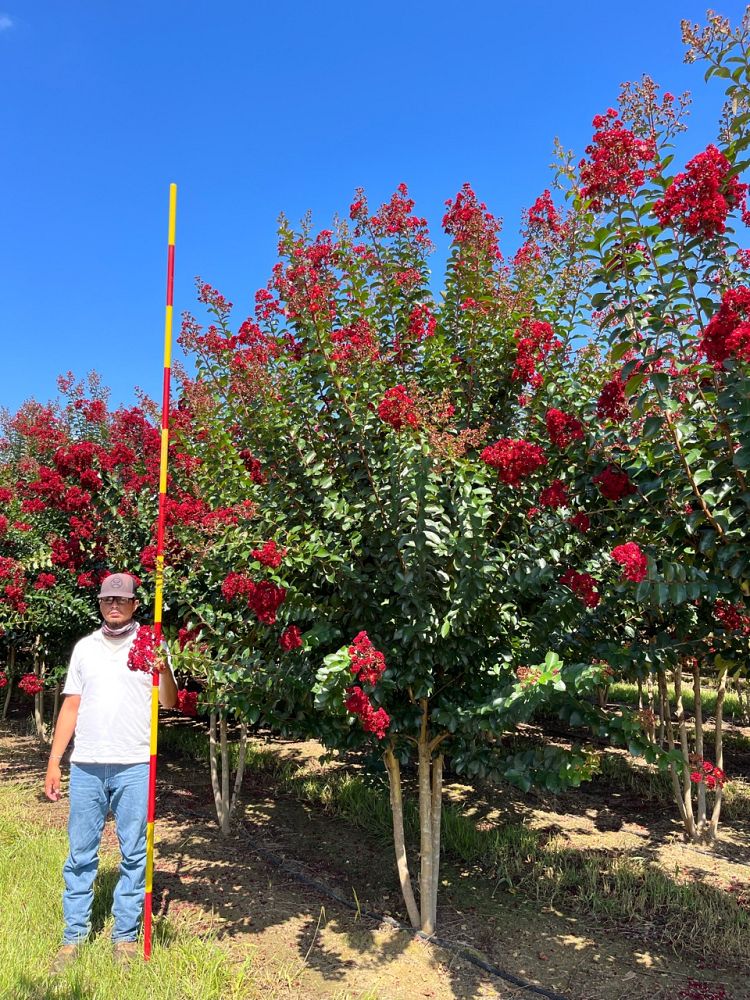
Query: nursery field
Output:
[[4, 11, 750, 1000], [2, 716, 748, 1000]]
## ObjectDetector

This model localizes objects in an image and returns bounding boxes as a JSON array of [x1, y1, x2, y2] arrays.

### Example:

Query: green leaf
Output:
[[625, 373, 647, 397]]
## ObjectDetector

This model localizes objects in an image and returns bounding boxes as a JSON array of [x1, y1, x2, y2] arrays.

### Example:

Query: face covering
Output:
[[101, 619, 138, 640]]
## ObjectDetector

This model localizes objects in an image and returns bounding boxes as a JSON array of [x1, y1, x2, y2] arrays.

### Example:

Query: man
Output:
[[44, 572, 178, 971]]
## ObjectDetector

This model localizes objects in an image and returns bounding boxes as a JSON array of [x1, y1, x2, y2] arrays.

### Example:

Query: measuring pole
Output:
[[144, 182, 177, 960]]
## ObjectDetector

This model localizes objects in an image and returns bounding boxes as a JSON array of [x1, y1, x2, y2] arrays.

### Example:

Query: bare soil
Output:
[[2, 720, 748, 1000]]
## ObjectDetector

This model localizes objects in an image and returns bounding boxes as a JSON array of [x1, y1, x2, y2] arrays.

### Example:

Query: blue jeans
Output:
[[62, 762, 149, 944]]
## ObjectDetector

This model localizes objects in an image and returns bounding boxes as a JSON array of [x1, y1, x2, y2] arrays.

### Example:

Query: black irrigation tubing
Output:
[[167, 799, 570, 1000]]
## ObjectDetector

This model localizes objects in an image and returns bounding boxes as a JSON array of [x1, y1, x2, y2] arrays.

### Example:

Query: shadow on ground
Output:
[[2, 719, 747, 1000]]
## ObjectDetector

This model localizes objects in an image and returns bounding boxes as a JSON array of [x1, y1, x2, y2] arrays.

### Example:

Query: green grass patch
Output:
[[160, 723, 750, 968], [0, 782, 255, 1000], [608, 680, 746, 720]]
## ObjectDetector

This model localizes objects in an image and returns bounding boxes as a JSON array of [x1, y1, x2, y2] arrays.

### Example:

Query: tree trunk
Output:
[[209, 711, 225, 831], [220, 714, 230, 833], [33, 651, 45, 741], [734, 675, 749, 724], [209, 711, 244, 835], [430, 753, 443, 931], [228, 722, 248, 823], [417, 731, 434, 935], [2, 646, 15, 720], [656, 670, 666, 748], [709, 666, 728, 840], [52, 684, 61, 730], [659, 669, 695, 838], [674, 665, 698, 841], [693, 663, 707, 836], [384, 745, 420, 929]]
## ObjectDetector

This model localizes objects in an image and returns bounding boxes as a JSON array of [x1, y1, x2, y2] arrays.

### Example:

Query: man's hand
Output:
[[45, 762, 62, 802], [155, 648, 179, 708], [44, 694, 79, 800]]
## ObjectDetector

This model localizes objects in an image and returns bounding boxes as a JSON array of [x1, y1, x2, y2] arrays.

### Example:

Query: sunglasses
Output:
[[98, 597, 135, 606]]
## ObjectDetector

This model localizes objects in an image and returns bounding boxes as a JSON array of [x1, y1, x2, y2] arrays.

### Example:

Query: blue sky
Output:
[[1, 1, 747, 413]]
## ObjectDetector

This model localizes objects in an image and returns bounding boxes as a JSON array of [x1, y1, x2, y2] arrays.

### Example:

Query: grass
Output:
[[595, 751, 750, 821], [0, 781, 255, 1000], [608, 680, 746, 721], [159, 722, 750, 968]]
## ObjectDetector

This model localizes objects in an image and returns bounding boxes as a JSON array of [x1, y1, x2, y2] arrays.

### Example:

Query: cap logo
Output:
[[111, 576, 124, 589]]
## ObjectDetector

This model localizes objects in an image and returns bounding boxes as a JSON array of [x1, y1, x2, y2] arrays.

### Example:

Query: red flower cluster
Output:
[[247, 580, 286, 625], [239, 450, 266, 484], [407, 304, 437, 342], [330, 319, 379, 367], [714, 599, 750, 634], [177, 626, 201, 650], [279, 625, 302, 651], [20, 498, 45, 515], [176, 688, 199, 717], [512, 320, 558, 385], [611, 542, 648, 582], [593, 467, 636, 501], [579, 108, 657, 211], [251, 540, 287, 569], [369, 183, 429, 240], [221, 572, 252, 601], [18, 673, 44, 697], [539, 479, 569, 509], [344, 685, 390, 740], [560, 570, 601, 608], [699, 286, 750, 366], [596, 375, 629, 422], [442, 183, 502, 260], [569, 512, 591, 533], [378, 385, 419, 431], [527, 189, 564, 236], [480, 439, 547, 486], [348, 631, 386, 686], [196, 279, 233, 314], [127, 626, 158, 673], [689, 759, 727, 791], [221, 573, 286, 624], [545, 409, 584, 449], [0, 557, 27, 613], [34, 573, 57, 591], [74, 398, 107, 422], [0, 672, 7, 688], [654, 145, 749, 239], [394, 268, 422, 288]]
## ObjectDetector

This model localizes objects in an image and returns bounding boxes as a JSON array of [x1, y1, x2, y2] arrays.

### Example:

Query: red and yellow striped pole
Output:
[[144, 182, 177, 961]]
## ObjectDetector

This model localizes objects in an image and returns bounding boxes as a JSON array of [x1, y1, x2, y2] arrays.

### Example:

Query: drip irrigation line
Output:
[[167, 799, 570, 1000]]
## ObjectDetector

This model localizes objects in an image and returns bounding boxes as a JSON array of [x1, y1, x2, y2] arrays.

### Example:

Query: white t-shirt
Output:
[[63, 625, 171, 764]]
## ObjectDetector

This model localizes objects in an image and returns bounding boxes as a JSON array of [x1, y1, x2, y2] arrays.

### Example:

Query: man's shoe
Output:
[[50, 944, 78, 975], [112, 940, 139, 968]]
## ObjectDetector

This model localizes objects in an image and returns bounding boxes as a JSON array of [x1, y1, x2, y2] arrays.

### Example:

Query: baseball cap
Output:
[[98, 573, 137, 599]]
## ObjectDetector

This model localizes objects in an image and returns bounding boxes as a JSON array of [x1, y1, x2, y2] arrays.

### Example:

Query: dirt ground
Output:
[[2, 721, 748, 1000]]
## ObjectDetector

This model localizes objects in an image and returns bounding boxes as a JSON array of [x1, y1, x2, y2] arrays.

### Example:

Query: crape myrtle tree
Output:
[[170, 182, 649, 934], [531, 10, 750, 842], [0, 374, 201, 735]]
